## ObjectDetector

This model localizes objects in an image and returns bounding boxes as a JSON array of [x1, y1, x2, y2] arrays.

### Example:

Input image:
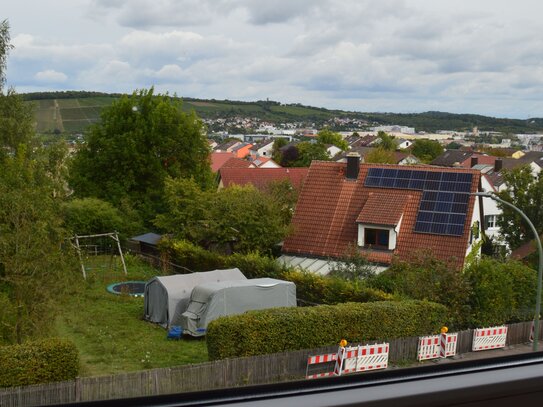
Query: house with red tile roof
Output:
[[281, 154, 482, 273], [211, 152, 254, 172], [217, 167, 309, 192]]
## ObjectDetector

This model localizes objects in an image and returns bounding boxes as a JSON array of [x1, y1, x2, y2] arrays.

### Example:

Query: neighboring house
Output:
[[395, 139, 412, 150], [394, 152, 419, 165], [326, 144, 343, 159], [215, 139, 242, 152], [430, 150, 496, 168], [217, 167, 309, 191], [248, 155, 281, 168], [231, 142, 253, 159], [250, 140, 275, 157], [207, 139, 218, 149], [280, 155, 482, 274], [335, 148, 420, 165], [211, 152, 254, 172]]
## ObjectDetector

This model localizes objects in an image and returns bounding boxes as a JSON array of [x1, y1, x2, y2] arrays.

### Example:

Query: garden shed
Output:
[[144, 268, 246, 327], [180, 278, 296, 337]]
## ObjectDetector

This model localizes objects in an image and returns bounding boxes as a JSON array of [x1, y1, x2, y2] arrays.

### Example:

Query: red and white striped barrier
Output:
[[472, 326, 507, 351], [417, 335, 440, 361], [306, 343, 389, 379], [440, 332, 458, 358], [418, 333, 458, 361], [340, 343, 389, 374], [306, 352, 338, 379]]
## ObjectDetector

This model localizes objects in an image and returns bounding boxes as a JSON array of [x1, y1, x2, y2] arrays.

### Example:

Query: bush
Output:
[[207, 300, 447, 360], [0, 338, 79, 387], [282, 269, 393, 305], [464, 257, 536, 326], [62, 197, 142, 239], [370, 253, 471, 329], [160, 238, 225, 272]]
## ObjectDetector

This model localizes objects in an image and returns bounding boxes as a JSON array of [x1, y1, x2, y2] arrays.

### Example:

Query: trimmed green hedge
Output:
[[207, 300, 447, 360], [160, 239, 393, 305], [0, 338, 80, 387]]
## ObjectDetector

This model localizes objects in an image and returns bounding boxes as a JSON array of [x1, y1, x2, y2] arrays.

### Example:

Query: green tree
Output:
[[62, 197, 142, 239], [69, 88, 213, 225], [411, 139, 444, 163], [0, 19, 12, 89], [317, 128, 348, 150], [496, 166, 543, 249], [271, 138, 288, 164], [0, 90, 35, 159], [155, 179, 289, 253], [376, 131, 396, 151], [0, 150, 76, 344], [292, 141, 329, 166], [328, 245, 377, 281], [364, 147, 396, 164]]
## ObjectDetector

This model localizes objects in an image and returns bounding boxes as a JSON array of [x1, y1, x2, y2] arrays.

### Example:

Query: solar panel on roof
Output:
[[363, 168, 473, 237]]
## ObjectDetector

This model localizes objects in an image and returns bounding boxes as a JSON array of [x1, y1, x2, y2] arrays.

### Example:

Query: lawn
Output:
[[54, 255, 208, 377]]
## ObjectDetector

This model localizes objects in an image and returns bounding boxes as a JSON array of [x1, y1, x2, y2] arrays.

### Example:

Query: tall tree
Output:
[[155, 178, 289, 253], [376, 131, 396, 151], [69, 88, 213, 225], [364, 147, 396, 164], [317, 128, 348, 150], [0, 19, 12, 89], [496, 166, 543, 249], [411, 139, 444, 163]]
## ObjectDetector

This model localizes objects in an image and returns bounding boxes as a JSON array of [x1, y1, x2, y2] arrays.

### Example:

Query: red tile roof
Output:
[[211, 152, 237, 172], [221, 157, 253, 169], [282, 161, 480, 270], [356, 193, 410, 226], [219, 167, 309, 191]]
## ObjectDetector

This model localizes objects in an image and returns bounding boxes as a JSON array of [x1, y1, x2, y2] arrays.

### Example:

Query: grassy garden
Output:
[[53, 255, 208, 377]]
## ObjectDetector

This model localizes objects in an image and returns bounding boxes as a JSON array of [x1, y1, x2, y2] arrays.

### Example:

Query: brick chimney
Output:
[[470, 156, 478, 167], [346, 152, 361, 180], [494, 158, 503, 172]]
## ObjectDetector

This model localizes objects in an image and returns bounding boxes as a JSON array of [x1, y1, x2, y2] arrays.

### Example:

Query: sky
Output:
[[4, 0, 543, 119]]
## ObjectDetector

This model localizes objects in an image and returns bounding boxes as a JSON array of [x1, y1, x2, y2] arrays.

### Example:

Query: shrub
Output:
[[282, 269, 393, 305], [464, 257, 536, 326], [160, 238, 225, 272], [161, 239, 392, 304], [371, 253, 471, 329], [207, 300, 447, 360], [0, 338, 80, 387]]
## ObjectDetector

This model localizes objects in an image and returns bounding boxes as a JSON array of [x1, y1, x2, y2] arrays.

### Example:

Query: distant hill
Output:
[[22, 91, 543, 135]]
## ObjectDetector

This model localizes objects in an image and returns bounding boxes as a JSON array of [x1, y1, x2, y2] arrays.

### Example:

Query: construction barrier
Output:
[[306, 343, 389, 379], [417, 333, 458, 361], [440, 332, 458, 358], [417, 335, 440, 361], [305, 352, 338, 379], [339, 343, 389, 374], [472, 326, 507, 351]]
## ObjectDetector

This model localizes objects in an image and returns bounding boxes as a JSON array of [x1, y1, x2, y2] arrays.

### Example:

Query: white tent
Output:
[[143, 268, 246, 327], [180, 278, 296, 337]]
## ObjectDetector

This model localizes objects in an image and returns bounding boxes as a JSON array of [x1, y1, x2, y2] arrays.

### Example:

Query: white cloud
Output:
[[34, 70, 68, 83]]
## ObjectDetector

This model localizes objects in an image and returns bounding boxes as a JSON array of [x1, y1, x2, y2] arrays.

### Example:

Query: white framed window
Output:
[[484, 215, 499, 229]]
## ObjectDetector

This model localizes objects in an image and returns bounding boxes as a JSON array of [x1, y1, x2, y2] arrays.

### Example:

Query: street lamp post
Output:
[[473, 192, 543, 351]]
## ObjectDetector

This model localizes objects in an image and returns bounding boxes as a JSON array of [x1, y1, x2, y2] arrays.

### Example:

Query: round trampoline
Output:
[[107, 281, 146, 297]]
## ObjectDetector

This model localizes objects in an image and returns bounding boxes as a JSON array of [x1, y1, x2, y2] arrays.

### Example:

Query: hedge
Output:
[[0, 338, 80, 387], [207, 300, 447, 360], [160, 239, 393, 305]]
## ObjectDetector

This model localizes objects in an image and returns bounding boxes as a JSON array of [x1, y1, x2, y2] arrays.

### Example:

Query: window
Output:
[[485, 215, 499, 229], [364, 228, 389, 249]]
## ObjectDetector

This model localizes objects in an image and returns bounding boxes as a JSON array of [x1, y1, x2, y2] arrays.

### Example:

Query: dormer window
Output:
[[356, 192, 410, 252], [364, 228, 389, 249]]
